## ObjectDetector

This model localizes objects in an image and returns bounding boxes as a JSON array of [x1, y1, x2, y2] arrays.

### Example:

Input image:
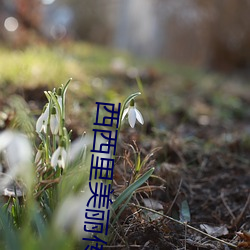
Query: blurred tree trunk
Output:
[[161, 0, 250, 71], [204, 0, 250, 71], [15, 0, 42, 45], [16, 0, 41, 31]]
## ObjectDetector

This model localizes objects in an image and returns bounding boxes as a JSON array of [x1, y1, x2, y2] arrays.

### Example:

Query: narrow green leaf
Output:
[[110, 192, 133, 226], [0, 208, 21, 250], [33, 210, 45, 237], [135, 152, 141, 173], [112, 167, 154, 211], [62, 78, 72, 97], [136, 77, 144, 97], [179, 199, 191, 222]]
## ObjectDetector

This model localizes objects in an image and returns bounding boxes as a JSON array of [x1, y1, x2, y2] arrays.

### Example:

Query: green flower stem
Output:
[[48, 91, 63, 136], [136, 77, 154, 127], [62, 127, 70, 150], [44, 94, 53, 164], [52, 134, 56, 152], [61, 78, 72, 125]]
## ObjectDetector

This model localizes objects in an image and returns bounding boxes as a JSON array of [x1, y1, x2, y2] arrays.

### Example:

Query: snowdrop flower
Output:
[[0, 130, 33, 190], [67, 134, 89, 164], [67, 133, 108, 167], [55, 181, 109, 238], [50, 106, 59, 135], [55, 190, 91, 238], [51, 143, 67, 169], [122, 99, 144, 128], [36, 103, 50, 133]]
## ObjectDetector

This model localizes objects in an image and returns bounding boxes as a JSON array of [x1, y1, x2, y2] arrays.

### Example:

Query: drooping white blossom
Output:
[[50, 106, 59, 135], [36, 103, 50, 133], [0, 130, 33, 190], [51, 145, 67, 169], [55, 181, 109, 238], [122, 99, 144, 128]]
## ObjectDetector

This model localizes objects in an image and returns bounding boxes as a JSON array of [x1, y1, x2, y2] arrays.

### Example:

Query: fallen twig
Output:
[[130, 203, 238, 249]]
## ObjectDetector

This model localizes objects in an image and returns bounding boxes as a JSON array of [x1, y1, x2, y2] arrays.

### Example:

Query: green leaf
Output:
[[179, 199, 191, 222], [0, 208, 21, 250], [32, 209, 46, 237], [62, 78, 72, 98], [135, 152, 141, 173], [111, 192, 133, 226], [112, 167, 154, 211]]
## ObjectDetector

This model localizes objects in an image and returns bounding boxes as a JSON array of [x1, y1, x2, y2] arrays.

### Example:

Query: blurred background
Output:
[[0, 3, 250, 249], [1, 0, 250, 73]]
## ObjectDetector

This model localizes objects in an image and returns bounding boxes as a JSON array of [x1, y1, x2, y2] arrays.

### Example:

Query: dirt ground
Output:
[[109, 72, 250, 249], [110, 126, 250, 249]]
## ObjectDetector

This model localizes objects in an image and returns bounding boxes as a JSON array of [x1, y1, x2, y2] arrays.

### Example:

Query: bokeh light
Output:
[[50, 24, 67, 40], [4, 17, 19, 32]]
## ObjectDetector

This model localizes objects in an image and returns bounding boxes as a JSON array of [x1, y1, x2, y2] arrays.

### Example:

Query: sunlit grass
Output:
[[0, 44, 85, 87], [0, 42, 133, 87], [0, 42, 206, 87], [0, 46, 65, 85]]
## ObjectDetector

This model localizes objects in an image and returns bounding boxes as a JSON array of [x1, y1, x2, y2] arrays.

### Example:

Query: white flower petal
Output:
[[5, 133, 32, 170], [36, 113, 45, 133], [44, 104, 50, 118], [58, 159, 64, 169], [50, 114, 59, 135], [51, 147, 68, 169], [121, 107, 129, 120], [60, 148, 67, 169], [0, 131, 33, 191], [122, 101, 144, 128], [51, 147, 61, 168], [135, 109, 144, 125], [67, 136, 90, 163], [36, 104, 50, 134], [128, 107, 136, 128], [57, 96, 63, 111], [42, 123, 48, 133], [61, 148, 67, 160], [55, 182, 108, 238], [0, 130, 13, 151]]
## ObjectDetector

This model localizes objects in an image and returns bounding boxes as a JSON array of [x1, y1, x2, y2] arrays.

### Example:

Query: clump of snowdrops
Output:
[[0, 79, 154, 250]]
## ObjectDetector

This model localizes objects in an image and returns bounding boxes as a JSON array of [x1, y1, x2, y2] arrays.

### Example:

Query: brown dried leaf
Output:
[[237, 231, 250, 248], [142, 198, 164, 211], [200, 224, 228, 237]]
